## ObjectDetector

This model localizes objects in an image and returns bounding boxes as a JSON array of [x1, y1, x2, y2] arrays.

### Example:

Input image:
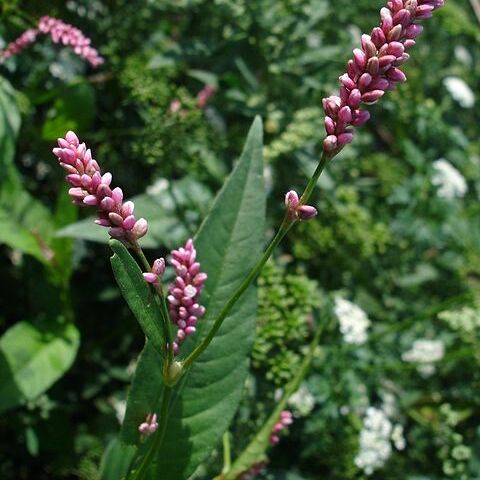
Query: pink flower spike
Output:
[[168, 239, 207, 354], [196, 85, 216, 109], [269, 410, 294, 445], [53, 131, 151, 244], [0, 29, 38, 62], [321, 0, 444, 152]]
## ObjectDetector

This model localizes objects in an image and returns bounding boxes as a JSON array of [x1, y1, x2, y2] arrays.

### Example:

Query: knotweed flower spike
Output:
[[322, 0, 444, 152], [138, 413, 159, 435], [168, 239, 207, 354], [1, 16, 103, 67], [270, 410, 294, 445], [53, 131, 148, 244], [285, 190, 317, 220], [0, 29, 38, 61], [196, 85, 216, 109]]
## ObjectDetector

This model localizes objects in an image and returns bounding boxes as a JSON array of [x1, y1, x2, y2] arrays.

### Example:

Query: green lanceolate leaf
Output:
[[99, 438, 137, 480], [0, 77, 21, 179], [110, 240, 167, 357], [0, 319, 80, 414], [121, 116, 266, 480], [0, 78, 62, 265]]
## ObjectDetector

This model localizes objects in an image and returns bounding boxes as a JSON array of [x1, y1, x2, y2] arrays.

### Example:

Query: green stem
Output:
[[183, 213, 294, 370], [127, 386, 172, 480], [222, 432, 232, 474], [221, 320, 325, 480], [300, 151, 332, 205], [182, 151, 332, 371], [133, 244, 174, 365]]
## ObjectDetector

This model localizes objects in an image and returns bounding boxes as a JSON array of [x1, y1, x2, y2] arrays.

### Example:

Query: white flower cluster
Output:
[[288, 384, 315, 417], [334, 298, 370, 345], [439, 306, 480, 335], [443, 76, 475, 108], [354, 407, 393, 475], [432, 159, 468, 200], [355, 393, 407, 476], [402, 339, 445, 377]]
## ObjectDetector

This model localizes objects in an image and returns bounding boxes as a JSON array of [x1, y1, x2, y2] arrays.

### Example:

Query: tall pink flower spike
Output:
[[1, 15, 103, 67], [322, 0, 444, 152], [53, 131, 148, 244], [270, 410, 294, 445], [168, 239, 207, 354], [138, 413, 159, 435]]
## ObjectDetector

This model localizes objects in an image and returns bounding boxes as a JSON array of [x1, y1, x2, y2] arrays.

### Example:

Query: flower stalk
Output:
[[182, 150, 331, 371]]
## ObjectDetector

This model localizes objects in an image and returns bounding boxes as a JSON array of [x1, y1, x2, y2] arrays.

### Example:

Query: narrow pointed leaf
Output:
[[110, 240, 166, 357], [121, 117, 266, 480], [0, 320, 79, 414]]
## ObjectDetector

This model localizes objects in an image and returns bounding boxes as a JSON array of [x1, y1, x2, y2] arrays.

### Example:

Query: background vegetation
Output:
[[0, 0, 479, 479]]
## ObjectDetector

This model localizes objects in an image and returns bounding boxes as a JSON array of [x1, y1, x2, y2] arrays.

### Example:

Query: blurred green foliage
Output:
[[0, 0, 480, 479]]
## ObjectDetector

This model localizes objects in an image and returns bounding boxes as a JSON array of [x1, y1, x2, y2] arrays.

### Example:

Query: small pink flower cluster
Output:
[[270, 410, 293, 445], [143, 258, 166, 284], [0, 16, 103, 67], [322, 0, 444, 152], [196, 85, 216, 109], [138, 412, 158, 435], [0, 29, 38, 61], [38, 16, 104, 67], [285, 190, 317, 220], [168, 239, 207, 354], [53, 131, 148, 244]]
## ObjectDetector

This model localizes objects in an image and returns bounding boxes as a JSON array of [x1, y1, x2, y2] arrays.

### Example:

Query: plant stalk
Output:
[[222, 432, 232, 474], [182, 150, 332, 371], [220, 318, 325, 480], [126, 386, 172, 480]]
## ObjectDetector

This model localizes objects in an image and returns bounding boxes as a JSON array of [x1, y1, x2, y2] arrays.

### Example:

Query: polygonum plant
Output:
[[0, 15, 104, 67], [50, 1, 444, 478]]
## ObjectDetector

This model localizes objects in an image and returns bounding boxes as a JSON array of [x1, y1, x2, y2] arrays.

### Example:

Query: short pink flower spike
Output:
[[53, 131, 148, 244]]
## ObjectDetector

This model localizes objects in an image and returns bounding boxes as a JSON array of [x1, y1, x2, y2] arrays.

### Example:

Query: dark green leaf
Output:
[[99, 438, 137, 480], [121, 116, 266, 480], [41, 81, 96, 140], [110, 239, 166, 356], [0, 320, 79, 414]]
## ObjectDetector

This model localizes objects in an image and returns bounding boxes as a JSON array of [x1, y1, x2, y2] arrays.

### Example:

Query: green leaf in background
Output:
[[0, 319, 80, 414], [110, 240, 167, 357], [121, 116, 266, 480], [0, 76, 70, 267], [41, 81, 96, 140], [0, 176, 55, 264], [99, 438, 137, 480], [0, 76, 21, 182]]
